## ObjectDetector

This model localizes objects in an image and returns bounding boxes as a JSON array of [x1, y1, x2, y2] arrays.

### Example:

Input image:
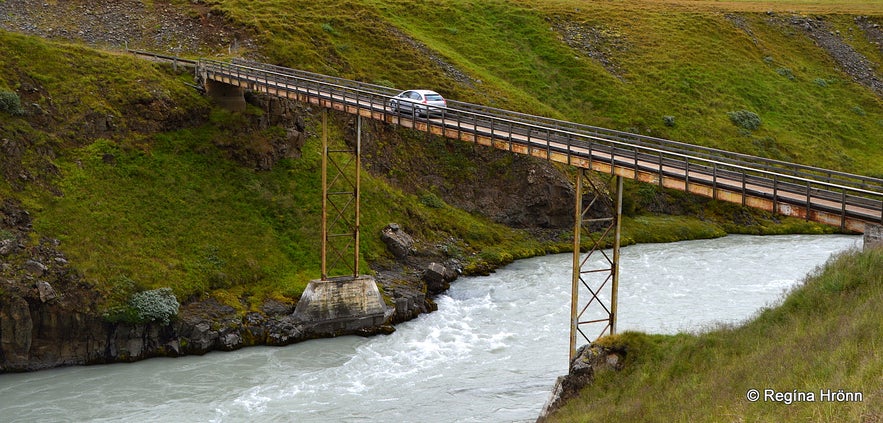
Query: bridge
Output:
[[147, 53, 883, 360], [196, 58, 882, 231]]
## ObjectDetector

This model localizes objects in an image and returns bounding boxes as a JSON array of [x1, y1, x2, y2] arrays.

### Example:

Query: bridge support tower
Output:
[[294, 112, 386, 332], [570, 171, 623, 362]]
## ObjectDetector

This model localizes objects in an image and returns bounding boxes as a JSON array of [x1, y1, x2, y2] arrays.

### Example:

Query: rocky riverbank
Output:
[[0, 190, 469, 371]]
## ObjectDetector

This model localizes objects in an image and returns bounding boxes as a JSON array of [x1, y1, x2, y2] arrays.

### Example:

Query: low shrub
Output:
[[727, 110, 761, 131], [419, 192, 446, 209], [0, 91, 24, 115], [775, 67, 795, 80], [129, 287, 180, 325]]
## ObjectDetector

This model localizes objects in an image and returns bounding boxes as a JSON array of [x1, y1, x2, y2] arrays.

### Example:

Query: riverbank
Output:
[[0, 234, 863, 421], [0, 199, 844, 373], [540, 243, 882, 422]]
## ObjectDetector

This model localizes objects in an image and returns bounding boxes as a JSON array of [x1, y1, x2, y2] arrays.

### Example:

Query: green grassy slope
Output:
[[208, 0, 883, 175], [2, 0, 882, 315], [0, 31, 552, 313], [547, 247, 883, 422], [21, 123, 551, 308]]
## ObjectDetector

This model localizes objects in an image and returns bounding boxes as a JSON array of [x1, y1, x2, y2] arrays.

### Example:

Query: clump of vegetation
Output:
[[419, 192, 446, 209], [0, 90, 24, 115], [775, 67, 795, 80], [103, 281, 180, 325], [727, 110, 761, 131], [130, 288, 180, 325]]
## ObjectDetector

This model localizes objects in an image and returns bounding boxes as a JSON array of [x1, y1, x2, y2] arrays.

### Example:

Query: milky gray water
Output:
[[0, 234, 862, 422]]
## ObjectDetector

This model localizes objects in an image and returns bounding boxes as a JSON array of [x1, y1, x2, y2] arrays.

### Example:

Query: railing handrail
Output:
[[446, 99, 883, 190], [129, 49, 198, 66]]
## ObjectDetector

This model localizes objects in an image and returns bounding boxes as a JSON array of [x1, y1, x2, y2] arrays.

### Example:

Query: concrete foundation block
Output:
[[864, 223, 883, 251], [294, 275, 387, 335]]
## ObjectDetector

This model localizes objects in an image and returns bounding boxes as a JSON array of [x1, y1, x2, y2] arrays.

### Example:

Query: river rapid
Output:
[[0, 234, 862, 422]]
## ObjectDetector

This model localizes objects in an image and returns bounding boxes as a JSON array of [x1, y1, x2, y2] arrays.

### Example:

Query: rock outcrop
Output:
[[536, 343, 625, 421]]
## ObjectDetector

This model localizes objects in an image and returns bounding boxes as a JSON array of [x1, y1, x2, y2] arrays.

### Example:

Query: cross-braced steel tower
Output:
[[570, 170, 623, 362]]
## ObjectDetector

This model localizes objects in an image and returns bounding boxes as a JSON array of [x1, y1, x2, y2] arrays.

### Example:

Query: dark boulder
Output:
[[423, 262, 458, 294], [381, 223, 415, 259]]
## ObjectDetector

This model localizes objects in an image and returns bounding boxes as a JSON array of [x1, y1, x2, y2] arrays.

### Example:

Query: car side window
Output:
[[410, 92, 421, 100]]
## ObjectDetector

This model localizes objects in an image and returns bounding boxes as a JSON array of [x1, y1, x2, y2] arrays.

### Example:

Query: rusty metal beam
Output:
[[570, 170, 623, 362], [321, 111, 362, 280]]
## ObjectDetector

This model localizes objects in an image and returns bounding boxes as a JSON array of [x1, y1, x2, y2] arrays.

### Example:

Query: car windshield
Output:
[[424, 94, 444, 101]]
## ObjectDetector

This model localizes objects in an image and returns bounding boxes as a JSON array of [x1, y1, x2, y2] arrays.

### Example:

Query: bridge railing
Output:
[[198, 58, 883, 227], [445, 100, 883, 192]]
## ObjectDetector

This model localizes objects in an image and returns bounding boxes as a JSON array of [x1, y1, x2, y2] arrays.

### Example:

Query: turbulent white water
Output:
[[0, 234, 862, 422]]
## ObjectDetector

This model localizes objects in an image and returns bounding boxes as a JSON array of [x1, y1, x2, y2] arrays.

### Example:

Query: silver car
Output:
[[388, 89, 447, 117]]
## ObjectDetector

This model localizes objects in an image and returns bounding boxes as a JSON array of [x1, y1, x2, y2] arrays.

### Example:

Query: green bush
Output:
[[0, 91, 24, 115], [129, 287, 180, 325], [419, 192, 446, 209], [775, 67, 795, 80], [727, 110, 761, 131]]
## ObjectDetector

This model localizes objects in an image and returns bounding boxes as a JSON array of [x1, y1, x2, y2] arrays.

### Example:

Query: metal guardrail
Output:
[[128, 49, 198, 67], [196, 58, 883, 230]]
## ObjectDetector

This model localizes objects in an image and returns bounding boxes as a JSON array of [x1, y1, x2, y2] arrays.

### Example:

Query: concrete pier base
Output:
[[293, 275, 388, 336], [864, 223, 883, 251]]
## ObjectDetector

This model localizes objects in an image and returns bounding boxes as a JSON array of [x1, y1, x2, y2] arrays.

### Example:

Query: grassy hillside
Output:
[[1, 0, 881, 316], [21, 122, 553, 307], [546, 247, 883, 422], [0, 31, 555, 313], [207, 0, 883, 175]]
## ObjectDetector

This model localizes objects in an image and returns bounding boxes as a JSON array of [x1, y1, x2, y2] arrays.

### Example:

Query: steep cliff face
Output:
[[0, 199, 126, 371]]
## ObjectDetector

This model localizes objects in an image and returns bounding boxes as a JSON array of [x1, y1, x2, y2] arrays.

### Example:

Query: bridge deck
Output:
[[195, 58, 883, 233]]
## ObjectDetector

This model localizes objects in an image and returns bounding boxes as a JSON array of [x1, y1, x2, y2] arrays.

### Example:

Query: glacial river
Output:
[[0, 234, 862, 422]]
